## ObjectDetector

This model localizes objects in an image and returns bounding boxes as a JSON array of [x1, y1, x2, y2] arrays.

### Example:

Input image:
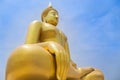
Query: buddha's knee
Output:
[[6, 44, 55, 80], [11, 44, 53, 58], [82, 69, 104, 80]]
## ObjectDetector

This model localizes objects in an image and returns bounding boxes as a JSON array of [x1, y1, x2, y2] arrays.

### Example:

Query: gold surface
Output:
[[6, 4, 104, 80]]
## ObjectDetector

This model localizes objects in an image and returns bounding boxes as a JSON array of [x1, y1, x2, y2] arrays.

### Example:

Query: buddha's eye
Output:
[[52, 13, 56, 16], [50, 12, 57, 16]]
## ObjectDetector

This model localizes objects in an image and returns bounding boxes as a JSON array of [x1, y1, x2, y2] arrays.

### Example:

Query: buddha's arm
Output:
[[64, 37, 77, 68], [25, 20, 42, 44], [64, 40, 70, 61]]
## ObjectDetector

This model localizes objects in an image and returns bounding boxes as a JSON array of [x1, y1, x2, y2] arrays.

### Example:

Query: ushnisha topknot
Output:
[[41, 2, 58, 21]]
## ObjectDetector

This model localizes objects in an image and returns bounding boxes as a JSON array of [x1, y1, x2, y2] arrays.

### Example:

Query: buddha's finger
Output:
[[56, 51, 61, 80], [60, 50, 66, 80], [48, 43, 62, 80], [60, 50, 65, 80], [59, 49, 65, 80], [63, 51, 69, 80]]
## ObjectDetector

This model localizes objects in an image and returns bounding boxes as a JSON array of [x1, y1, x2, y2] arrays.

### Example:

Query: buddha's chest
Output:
[[40, 24, 66, 46], [40, 25, 60, 39]]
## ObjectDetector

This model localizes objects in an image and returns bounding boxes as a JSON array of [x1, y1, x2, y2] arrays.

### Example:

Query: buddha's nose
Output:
[[55, 15, 58, 18]]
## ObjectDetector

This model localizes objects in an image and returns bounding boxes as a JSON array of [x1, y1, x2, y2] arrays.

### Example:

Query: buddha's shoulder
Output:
[[59, 30, 67, 41], [29, 20, 42, 29], [31, 20, 41, 23], [30, 20, 42, 26]]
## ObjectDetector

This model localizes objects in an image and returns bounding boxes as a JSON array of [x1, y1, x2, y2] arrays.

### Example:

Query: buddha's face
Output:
[[44, 10, 58, 26]]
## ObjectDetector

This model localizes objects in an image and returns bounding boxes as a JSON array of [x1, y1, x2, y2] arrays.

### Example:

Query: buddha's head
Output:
[[41, 3, 59, 26]]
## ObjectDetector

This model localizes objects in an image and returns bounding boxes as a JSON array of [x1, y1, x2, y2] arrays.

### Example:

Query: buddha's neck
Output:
[[43, 22, 56, 27]]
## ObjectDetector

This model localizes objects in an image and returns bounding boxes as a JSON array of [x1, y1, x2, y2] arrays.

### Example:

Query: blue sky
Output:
[[0, 0, 120, 80]]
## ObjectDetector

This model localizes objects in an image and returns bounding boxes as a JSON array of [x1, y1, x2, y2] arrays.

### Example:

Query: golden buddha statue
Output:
[[6, 4, 104, 80]]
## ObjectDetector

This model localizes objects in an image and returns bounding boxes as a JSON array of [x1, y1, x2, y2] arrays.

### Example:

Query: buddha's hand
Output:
[[38, 41, 70, 80], [78, 67, 94, 78]]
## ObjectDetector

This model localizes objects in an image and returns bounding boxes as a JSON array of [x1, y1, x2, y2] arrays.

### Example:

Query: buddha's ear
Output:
[[42, 16, 46, 22], [41, 13, 46, 22], [41, 15, 46, 22]]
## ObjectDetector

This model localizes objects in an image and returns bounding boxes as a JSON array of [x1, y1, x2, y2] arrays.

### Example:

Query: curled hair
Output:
[[41, 7, 58, 21]]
